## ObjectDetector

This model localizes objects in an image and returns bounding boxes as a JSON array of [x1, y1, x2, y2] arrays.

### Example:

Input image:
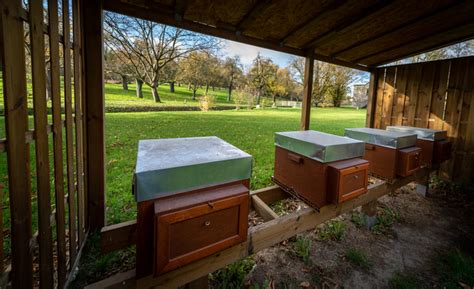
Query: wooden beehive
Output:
[[273, 131, 369, 210], [345, 128, 421, 181], [386, 126, 452, 167], [134, 137, 252, 277]]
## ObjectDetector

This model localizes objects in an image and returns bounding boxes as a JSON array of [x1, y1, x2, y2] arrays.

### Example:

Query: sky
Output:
[[221, 39, 370, 85], [221, 39, 297, 69]]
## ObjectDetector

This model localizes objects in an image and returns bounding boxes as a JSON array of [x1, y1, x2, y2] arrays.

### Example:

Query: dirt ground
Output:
[[244, 181, 474, 289]]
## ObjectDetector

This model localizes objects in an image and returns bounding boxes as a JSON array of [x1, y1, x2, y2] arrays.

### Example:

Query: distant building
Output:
[[350, 83, 369, 109]]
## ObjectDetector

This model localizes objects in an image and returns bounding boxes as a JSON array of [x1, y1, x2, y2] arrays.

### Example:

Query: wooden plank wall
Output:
[[370, 56, 474, 182], [0, 0, 88, 288]]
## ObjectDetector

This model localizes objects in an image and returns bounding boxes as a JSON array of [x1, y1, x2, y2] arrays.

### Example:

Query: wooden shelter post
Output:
[[300, 53, 314, 130], [82, 0, 106, 230], [365, 69, 379, 128]]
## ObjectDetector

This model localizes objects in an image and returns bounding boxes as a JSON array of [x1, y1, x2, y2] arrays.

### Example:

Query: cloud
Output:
[[221, 40, 297, 68]]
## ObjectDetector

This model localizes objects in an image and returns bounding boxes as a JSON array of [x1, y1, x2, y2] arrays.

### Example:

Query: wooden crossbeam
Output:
[[87, 168, 432, 289], [251, 195, 278, 221]]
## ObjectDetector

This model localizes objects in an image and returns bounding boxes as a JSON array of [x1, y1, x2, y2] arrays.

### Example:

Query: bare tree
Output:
[[104, 12, 219, 102]]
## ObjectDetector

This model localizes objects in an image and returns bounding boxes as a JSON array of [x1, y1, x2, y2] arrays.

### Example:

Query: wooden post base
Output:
[[361, 200, 378, 229]]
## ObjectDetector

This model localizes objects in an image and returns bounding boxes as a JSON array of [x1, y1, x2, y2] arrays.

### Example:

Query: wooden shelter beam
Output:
[[330, 1, 461, 58], [300, 54, 314, 130], [82, 0, 106, 230], [102, 0, 369, 72], [355, 21, 474, 66]]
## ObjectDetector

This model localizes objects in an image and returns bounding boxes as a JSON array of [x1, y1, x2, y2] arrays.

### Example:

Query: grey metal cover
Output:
[[275, 130, 365, 163], [134, 137, 252, 202], [386, 126, 447, 141], [344, 128, 417, 149]]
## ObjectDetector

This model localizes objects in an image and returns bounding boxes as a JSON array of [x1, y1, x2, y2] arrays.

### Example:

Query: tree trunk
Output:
[[46, 68, 52, 100], [122, 74, 128, 90], [170, 81, 175, 93], [205, 82, 209, 95], [136, 79, 143, 98], [227, 84, 232, 102], [151, 84, 161, 102], [187, 83, 191, 90], [212, 85, 215, 91], [192, 89, 197, 100], [256, 90, 261, 105]]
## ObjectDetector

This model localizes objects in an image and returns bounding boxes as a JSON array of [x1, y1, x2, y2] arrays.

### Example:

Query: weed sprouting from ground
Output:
[[318, 220, 346, 241], [351, 211, 366, 228], [372, 207, 400, 234], [210, 257, 255, 289], [293, 235, 312, 265], [437, 249, 474, 288], [345, 248, 372, 270], [388, 272, 423, 289]]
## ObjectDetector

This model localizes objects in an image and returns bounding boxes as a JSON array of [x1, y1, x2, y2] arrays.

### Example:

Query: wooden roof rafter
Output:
[[234, 0, 273, 34], [278, 0, 348, 45], [356, 21, 474, 66], [330, 0, 463, 59], [301, 0, 394, 50]]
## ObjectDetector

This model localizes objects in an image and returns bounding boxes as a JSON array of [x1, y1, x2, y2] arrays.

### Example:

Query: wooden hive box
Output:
[[386, 126, 452, 167], [133, 137, 252, 277], [273, 130, 369, 210], [345, 128, 421, 181]]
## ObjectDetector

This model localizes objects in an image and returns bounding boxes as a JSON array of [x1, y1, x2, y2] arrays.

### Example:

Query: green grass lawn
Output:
[[104, 107, 366, 223], [0, 79, 235, 115]]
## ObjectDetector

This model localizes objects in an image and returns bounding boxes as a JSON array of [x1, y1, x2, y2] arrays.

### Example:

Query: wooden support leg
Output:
[[361, 200, 378, 229], [178, 276, 209, 289], [416, 174, 430, 197]]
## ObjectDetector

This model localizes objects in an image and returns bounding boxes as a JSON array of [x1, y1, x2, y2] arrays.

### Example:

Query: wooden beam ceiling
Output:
[[356, 21, 474, 66], [103, 0, 370, 71], [302, 0, 394, 50], [279, 0, 348, 45], [330, 0, 460, 59], [235, 0, 272, 33]]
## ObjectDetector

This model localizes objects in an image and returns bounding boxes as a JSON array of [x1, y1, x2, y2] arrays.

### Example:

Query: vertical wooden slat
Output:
[[300, 54, 314, 130], [373, 68, 386, 129], [414, 62, 436, 128], [29, 1, 55, 287], [0, 1, 33, 288], [402, 65, 423, 126], [63, 0, 78, 263], [82, 0, 106, 229], [392, 66, 408, 126], [451, 59, 474, 180], [0, 184, 3, 274], [365, 70, 378, 128], [381, 67, 396, 129], [48, 0, 68, 286], [429, 61, 450, 130], [73, 0, 86, 246]]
